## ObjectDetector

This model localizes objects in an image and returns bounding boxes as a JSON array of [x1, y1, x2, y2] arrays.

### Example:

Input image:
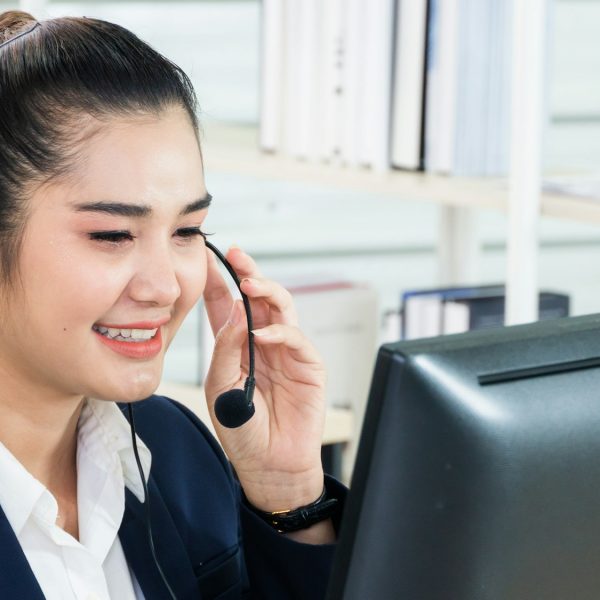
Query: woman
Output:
[[0, 11, 344, 600]]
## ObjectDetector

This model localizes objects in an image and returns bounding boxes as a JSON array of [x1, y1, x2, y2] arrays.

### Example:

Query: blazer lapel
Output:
[[119, 479, 201, 600], [0, 505, 45, 599]]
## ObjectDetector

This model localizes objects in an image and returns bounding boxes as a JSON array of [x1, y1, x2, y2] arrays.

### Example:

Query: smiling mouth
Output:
[[92, 325, 159, 343]]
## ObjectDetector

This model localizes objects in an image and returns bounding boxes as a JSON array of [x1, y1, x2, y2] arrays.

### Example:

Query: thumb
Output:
[[206, 300, 247, 394]]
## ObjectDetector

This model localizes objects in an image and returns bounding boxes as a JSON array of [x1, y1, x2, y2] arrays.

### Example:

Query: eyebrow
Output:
[[71, 193, 212, 217]]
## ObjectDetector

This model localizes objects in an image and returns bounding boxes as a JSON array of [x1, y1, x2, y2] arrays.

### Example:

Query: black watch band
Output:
[[246, 485, 339, 533]]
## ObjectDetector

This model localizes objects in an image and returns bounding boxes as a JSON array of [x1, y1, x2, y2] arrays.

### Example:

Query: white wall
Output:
[[550, 0, 600, 118]]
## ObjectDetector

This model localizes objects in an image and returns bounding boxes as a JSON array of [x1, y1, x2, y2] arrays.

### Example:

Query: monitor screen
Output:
[[327, 313, 600, 600]]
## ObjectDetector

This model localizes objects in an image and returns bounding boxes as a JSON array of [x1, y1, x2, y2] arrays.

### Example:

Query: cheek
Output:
[[176, 255, 208, 310], [164, 255, 207, 346], [21, 239, 129, 325]]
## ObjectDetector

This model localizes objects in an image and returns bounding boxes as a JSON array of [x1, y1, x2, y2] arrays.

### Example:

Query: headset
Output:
[[127, 239, 257, 599]]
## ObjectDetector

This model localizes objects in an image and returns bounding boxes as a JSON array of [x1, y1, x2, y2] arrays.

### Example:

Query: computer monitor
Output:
[[327, 313, 600, 600]]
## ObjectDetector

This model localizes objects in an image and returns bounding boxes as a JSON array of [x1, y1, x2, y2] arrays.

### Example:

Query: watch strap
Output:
[[245, 485, 339, 533]]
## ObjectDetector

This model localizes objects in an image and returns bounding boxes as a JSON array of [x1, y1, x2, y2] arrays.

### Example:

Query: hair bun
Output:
[[0, 10, 36, 44]]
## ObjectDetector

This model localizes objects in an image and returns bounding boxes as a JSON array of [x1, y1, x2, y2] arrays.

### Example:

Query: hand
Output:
[[202, 245, 327, 513]]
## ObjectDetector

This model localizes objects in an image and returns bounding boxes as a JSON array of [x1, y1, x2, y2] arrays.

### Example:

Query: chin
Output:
[[93, 368, 162, 403]]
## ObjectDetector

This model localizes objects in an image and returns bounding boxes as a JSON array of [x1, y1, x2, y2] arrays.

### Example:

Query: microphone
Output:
[[204, 240, 256, 428]]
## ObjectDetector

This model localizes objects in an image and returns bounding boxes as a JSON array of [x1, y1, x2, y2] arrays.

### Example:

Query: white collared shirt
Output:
[[0, 398, 152, 600]]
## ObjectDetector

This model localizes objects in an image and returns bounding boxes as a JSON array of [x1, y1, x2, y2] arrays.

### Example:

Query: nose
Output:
[[128, 245, 182, 306]]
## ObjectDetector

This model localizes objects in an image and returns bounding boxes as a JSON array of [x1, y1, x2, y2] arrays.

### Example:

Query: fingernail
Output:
[[251, 329, 268, 337], [229, 244, 242, 253], [228, 301, 241, 326], [241, 277, 256, 287]]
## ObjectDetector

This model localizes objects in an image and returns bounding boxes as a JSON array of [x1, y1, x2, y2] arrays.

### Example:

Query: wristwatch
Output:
[[245, 484, 340, 533]]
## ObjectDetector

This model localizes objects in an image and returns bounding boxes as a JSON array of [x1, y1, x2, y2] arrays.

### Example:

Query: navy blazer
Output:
[[0, 395, 344, 599]]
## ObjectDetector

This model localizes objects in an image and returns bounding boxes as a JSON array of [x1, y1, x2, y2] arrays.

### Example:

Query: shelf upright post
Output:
[[506, 0, 546, 325], [437, 205, 480, 286]]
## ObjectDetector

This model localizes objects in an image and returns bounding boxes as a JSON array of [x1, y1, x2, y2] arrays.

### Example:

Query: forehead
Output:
[[54, 109, 206, 211]]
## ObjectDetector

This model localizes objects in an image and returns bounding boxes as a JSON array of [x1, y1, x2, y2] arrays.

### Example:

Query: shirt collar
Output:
[[0, 441, 47, 536], [78, 398, 152, 504]]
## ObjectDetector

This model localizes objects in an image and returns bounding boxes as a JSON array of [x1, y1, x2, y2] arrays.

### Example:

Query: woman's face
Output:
[[0, 108, 208, 403]]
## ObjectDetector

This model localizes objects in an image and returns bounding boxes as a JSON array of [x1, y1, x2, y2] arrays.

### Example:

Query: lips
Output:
[[92, 321, 166, 359]]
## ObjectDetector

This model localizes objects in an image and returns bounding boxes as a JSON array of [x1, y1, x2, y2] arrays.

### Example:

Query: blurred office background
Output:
[[5, 1, 600, 457]]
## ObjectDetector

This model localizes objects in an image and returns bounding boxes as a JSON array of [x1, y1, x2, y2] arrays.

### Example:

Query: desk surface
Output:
[[156, 380, 354, 447]]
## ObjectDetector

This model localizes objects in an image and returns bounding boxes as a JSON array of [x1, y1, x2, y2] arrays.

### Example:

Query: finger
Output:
[[204, 245, 261, 335], [225, 246, 264, 281], [203, 248, 235, 335], [251, 324, 323, 367], [205, 300, 248, 408], [240, 277, 299, 327]]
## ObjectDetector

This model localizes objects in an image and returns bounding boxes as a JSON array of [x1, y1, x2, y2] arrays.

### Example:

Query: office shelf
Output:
[[201, 123, 600, 225]]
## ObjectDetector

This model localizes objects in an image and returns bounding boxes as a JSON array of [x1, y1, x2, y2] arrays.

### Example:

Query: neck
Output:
[[0, 366, 83, 490]]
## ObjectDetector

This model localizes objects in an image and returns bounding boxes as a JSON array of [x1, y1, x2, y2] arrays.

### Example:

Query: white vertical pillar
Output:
[[506, 0, 546, 325]]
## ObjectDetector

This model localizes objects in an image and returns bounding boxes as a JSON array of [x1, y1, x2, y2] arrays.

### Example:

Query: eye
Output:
[[175, 227, 212, 240], [89, 230, 135, 244]]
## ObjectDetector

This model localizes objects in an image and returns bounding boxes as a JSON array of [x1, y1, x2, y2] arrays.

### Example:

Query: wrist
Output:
[[239, 467, 325, 513]]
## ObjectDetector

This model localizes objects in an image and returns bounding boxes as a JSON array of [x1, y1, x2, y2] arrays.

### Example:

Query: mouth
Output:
[[92, 319, 168, 359]]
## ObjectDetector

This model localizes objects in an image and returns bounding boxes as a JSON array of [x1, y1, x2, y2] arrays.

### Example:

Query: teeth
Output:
[[94, 325, 158, 342], [131, 328, 156, 340]]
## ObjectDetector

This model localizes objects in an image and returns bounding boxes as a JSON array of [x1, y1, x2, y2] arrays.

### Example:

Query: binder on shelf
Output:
[[319, 0, 344, 162], [339, 0, 364, 168], [424, 0, 459, 174], [402, 285, 570, 340], [294, 0, 321, 161], [443, 291, 570, 335], [402, 284, 503, 339], [390, 0, 430, 170], [356, 0, 395, 171], [280, 0, 303, 157]]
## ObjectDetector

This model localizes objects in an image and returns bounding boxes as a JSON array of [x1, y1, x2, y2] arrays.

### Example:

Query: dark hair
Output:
[[0, 10, 201, 288]]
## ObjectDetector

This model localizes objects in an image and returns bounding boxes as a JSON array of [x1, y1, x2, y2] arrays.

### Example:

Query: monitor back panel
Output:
[[328, 314, 600, 600]]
